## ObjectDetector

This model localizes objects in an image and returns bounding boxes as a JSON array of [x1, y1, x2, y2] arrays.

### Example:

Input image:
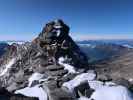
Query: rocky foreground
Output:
[[0, 19, 133, 100]]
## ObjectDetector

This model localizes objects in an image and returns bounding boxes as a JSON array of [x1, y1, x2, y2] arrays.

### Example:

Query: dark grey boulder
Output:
[[74, 81, 94, 98]]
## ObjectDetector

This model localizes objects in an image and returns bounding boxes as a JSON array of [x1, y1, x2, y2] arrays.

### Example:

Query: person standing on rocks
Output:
[[53, 19, 70, 45], [36, 19, 69, 47], [37, 19, 70, 64]]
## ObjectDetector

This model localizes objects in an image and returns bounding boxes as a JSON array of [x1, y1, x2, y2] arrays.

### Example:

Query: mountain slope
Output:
[[0, 43, 9, 57], [79, 43, 130, 63], [0, 20, 89, 93], [94, 50, 133, 83], [0, 19, 133, 100]]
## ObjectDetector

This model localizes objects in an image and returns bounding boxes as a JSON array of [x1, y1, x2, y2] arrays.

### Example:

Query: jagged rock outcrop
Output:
[[0, 19, 89, 100], [0, 43, 9, 58], [0, 19, 133, 100]]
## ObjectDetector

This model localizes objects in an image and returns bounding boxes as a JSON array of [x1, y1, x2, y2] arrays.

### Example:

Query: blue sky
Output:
[[0, 0, 132, 40]]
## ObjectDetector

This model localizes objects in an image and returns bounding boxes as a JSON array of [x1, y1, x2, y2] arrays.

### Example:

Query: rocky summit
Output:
[[0, 19, 133, 100]]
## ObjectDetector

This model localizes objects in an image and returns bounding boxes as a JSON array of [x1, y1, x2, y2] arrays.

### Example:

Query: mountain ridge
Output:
[[0, 20, 133, 100]]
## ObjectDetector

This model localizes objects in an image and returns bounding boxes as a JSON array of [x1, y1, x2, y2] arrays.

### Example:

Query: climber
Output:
[[53, 19, 70, 45], [38, 19, 69, 46], [36, 19, 70, 65]]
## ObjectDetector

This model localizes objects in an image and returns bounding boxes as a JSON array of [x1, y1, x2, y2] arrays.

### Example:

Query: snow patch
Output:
[[78, 44, 96, 48], [7, 41, 25, 45], [58, 57, 76, 73], [78, 96, 90, 100], [15, 85, 47, 100], [78, 85, 133, 100], [90, 85, 133, 100], [15, 72, 49, 100], [105, 81, 116, 86], [88, 80, 104, 90], [62, 72, 96, 92], [0, 58, 16, 76], [129, 78, 133, 83], [28, 72, 47, 87], [62, 71, 133, 100], [123, 44, 133, 49]]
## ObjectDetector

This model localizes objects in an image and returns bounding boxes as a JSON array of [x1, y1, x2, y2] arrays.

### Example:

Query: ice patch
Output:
[[15, 85, 47, 100], [90, 85, 133, 100], [88, 80, 104, 90], [58, 57, 76, 73], [0, 58, 16, 76], [123, 44, 133, 49]]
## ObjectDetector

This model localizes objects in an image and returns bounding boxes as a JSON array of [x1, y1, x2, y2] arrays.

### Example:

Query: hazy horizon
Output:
[[0, 34, 133, 41]]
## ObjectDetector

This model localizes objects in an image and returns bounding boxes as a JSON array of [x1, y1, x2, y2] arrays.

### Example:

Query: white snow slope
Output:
[[15, 72, 48, 100], [28, 72, 45, 87], [62, 71, 96, 92], [15, 85, 47, 100], [58, 57, 76, 73], [90, 85, 133, 100], [63, 72, 133, 100], [14, 64, 133, 100]]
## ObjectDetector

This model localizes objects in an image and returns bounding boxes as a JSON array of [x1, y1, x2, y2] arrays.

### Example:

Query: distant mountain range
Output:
[[0, 41, 25, 57], [1, 39, 133, 48], [0, 39, 133, 63], [79, 43, 130, 63], [77, 39, 133, 48], [0, 18, 133, 100], [0, 40, 25, 45], [94, 49, 133, 83], [77, 39, 133, 63]]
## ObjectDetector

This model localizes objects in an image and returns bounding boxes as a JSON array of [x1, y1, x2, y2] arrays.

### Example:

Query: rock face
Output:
[[0, 19, 89, 100], [0, 19, 133, 100], [0, 43, 9, 57]]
